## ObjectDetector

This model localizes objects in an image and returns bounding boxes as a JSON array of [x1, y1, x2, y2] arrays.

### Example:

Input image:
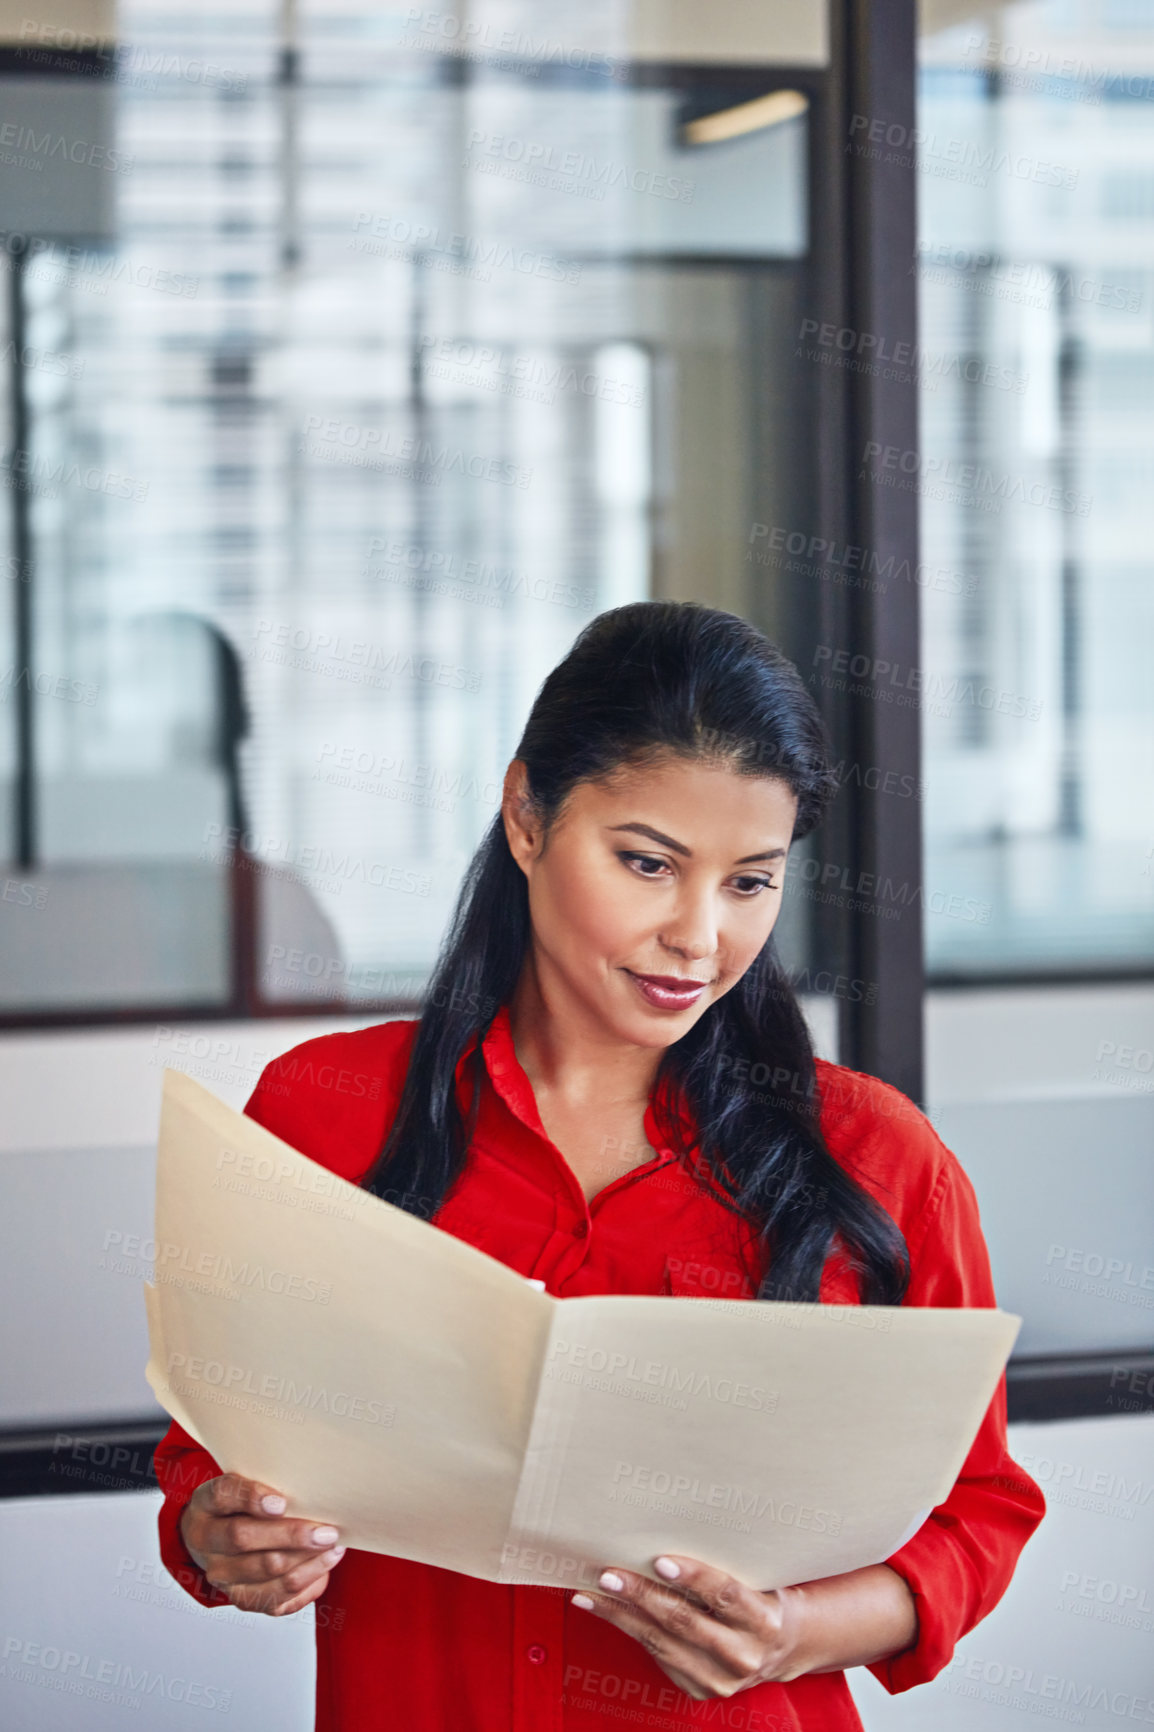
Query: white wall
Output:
[[926, 985, 1154, 1356]]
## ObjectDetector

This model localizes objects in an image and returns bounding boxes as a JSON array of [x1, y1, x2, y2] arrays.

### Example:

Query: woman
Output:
[[154, 601, 1045, 1730]]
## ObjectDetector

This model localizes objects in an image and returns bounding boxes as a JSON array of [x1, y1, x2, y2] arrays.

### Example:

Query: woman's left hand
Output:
[[571, 1555, 809, 1700]]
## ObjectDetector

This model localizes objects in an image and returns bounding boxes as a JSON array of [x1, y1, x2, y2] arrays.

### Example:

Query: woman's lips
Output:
[[626, 971, 710, 1010]]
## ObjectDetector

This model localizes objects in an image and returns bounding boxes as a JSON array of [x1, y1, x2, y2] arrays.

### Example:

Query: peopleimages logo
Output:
[[860, 440, 1092, 516], [749, 520, 977, 595], [1, 1635, 231, 1712], [547, 1338, 777, 1411], [165, 1353, 395, 1425], [464, 129, 694, 202], [611, 1463, 843, 1535], [0, 120, 133, 173]]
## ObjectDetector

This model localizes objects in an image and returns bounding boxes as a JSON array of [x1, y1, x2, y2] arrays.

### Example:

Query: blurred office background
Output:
[[0, 0, 1151, 1727]]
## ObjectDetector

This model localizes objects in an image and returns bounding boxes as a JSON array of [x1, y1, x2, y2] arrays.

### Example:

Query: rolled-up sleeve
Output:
[[867, 1156, 1046, 1692]]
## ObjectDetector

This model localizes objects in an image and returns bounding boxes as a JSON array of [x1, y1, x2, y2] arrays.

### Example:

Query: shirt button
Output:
[[526, 1644, 547, 1665], [574, 1220, 589, 1239]]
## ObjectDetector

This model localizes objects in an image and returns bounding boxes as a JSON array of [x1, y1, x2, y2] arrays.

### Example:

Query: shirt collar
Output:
[[453, 999, 699, 1160], [479, 1002, 551, 1141]]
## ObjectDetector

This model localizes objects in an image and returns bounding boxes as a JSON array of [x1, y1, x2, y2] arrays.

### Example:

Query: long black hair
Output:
[[361, 601, 909, 1305]]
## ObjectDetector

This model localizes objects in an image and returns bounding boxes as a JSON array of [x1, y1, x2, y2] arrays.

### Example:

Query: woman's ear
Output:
[[501, 759, 541, 876]]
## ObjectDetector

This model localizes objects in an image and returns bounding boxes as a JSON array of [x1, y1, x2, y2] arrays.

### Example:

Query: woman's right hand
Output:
[[179, 1473, 345, 1616]]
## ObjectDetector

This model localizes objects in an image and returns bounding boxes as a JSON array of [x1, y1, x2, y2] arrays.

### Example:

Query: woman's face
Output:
[[503, 752, 800, 1049]]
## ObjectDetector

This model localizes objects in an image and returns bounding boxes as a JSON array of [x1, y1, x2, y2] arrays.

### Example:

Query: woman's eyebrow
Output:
[[607, 822, 786, 865]]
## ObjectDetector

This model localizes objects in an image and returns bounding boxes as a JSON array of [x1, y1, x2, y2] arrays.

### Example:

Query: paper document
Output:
[[144, 1070, 1020, 1592]]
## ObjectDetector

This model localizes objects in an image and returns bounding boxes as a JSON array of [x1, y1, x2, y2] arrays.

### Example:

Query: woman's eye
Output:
[[619, 851, 669, 877], [618, 854, 776, 896]]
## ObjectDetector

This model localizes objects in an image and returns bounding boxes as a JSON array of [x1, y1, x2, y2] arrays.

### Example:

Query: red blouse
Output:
[[153, 1003, 1045, 1731]]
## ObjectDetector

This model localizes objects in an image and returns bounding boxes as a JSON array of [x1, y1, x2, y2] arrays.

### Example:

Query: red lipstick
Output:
[[626, 971, 711, 1011]]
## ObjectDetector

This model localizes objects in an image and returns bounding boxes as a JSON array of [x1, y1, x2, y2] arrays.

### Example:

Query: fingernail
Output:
[[654, 1556, 680, 1580], [599, 1570, 624, 1592], [260, 1495, 286, 1514], [311, 1526, 340, 1547], [572, 1593, 595, 1610], [323, 1546, 345, 1566]]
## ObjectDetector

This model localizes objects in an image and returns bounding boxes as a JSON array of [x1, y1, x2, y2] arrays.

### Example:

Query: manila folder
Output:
[[144, 1069, 1019, 1592]]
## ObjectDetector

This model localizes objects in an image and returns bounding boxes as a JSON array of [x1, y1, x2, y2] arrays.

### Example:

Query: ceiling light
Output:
[[682, 88, 809, 147]]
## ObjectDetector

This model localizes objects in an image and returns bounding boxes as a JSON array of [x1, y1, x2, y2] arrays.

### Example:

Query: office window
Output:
[[918, 0, 1154, 977], [0, 1, 824, 1015]]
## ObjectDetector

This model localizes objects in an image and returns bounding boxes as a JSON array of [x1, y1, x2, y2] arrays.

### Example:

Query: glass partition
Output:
[[0, 1, 829, 1015], [918, 0, 1154, 978]]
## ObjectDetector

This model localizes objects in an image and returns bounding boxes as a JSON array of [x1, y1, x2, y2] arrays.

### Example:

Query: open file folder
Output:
[[144, 1069, 1020, 1592]]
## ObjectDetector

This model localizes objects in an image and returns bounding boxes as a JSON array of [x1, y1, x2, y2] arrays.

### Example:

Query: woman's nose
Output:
[[660, 897, 718, 961]]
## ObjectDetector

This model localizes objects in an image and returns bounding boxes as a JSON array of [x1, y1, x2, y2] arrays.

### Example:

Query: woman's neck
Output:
[[506, 959, 662, 1113]]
